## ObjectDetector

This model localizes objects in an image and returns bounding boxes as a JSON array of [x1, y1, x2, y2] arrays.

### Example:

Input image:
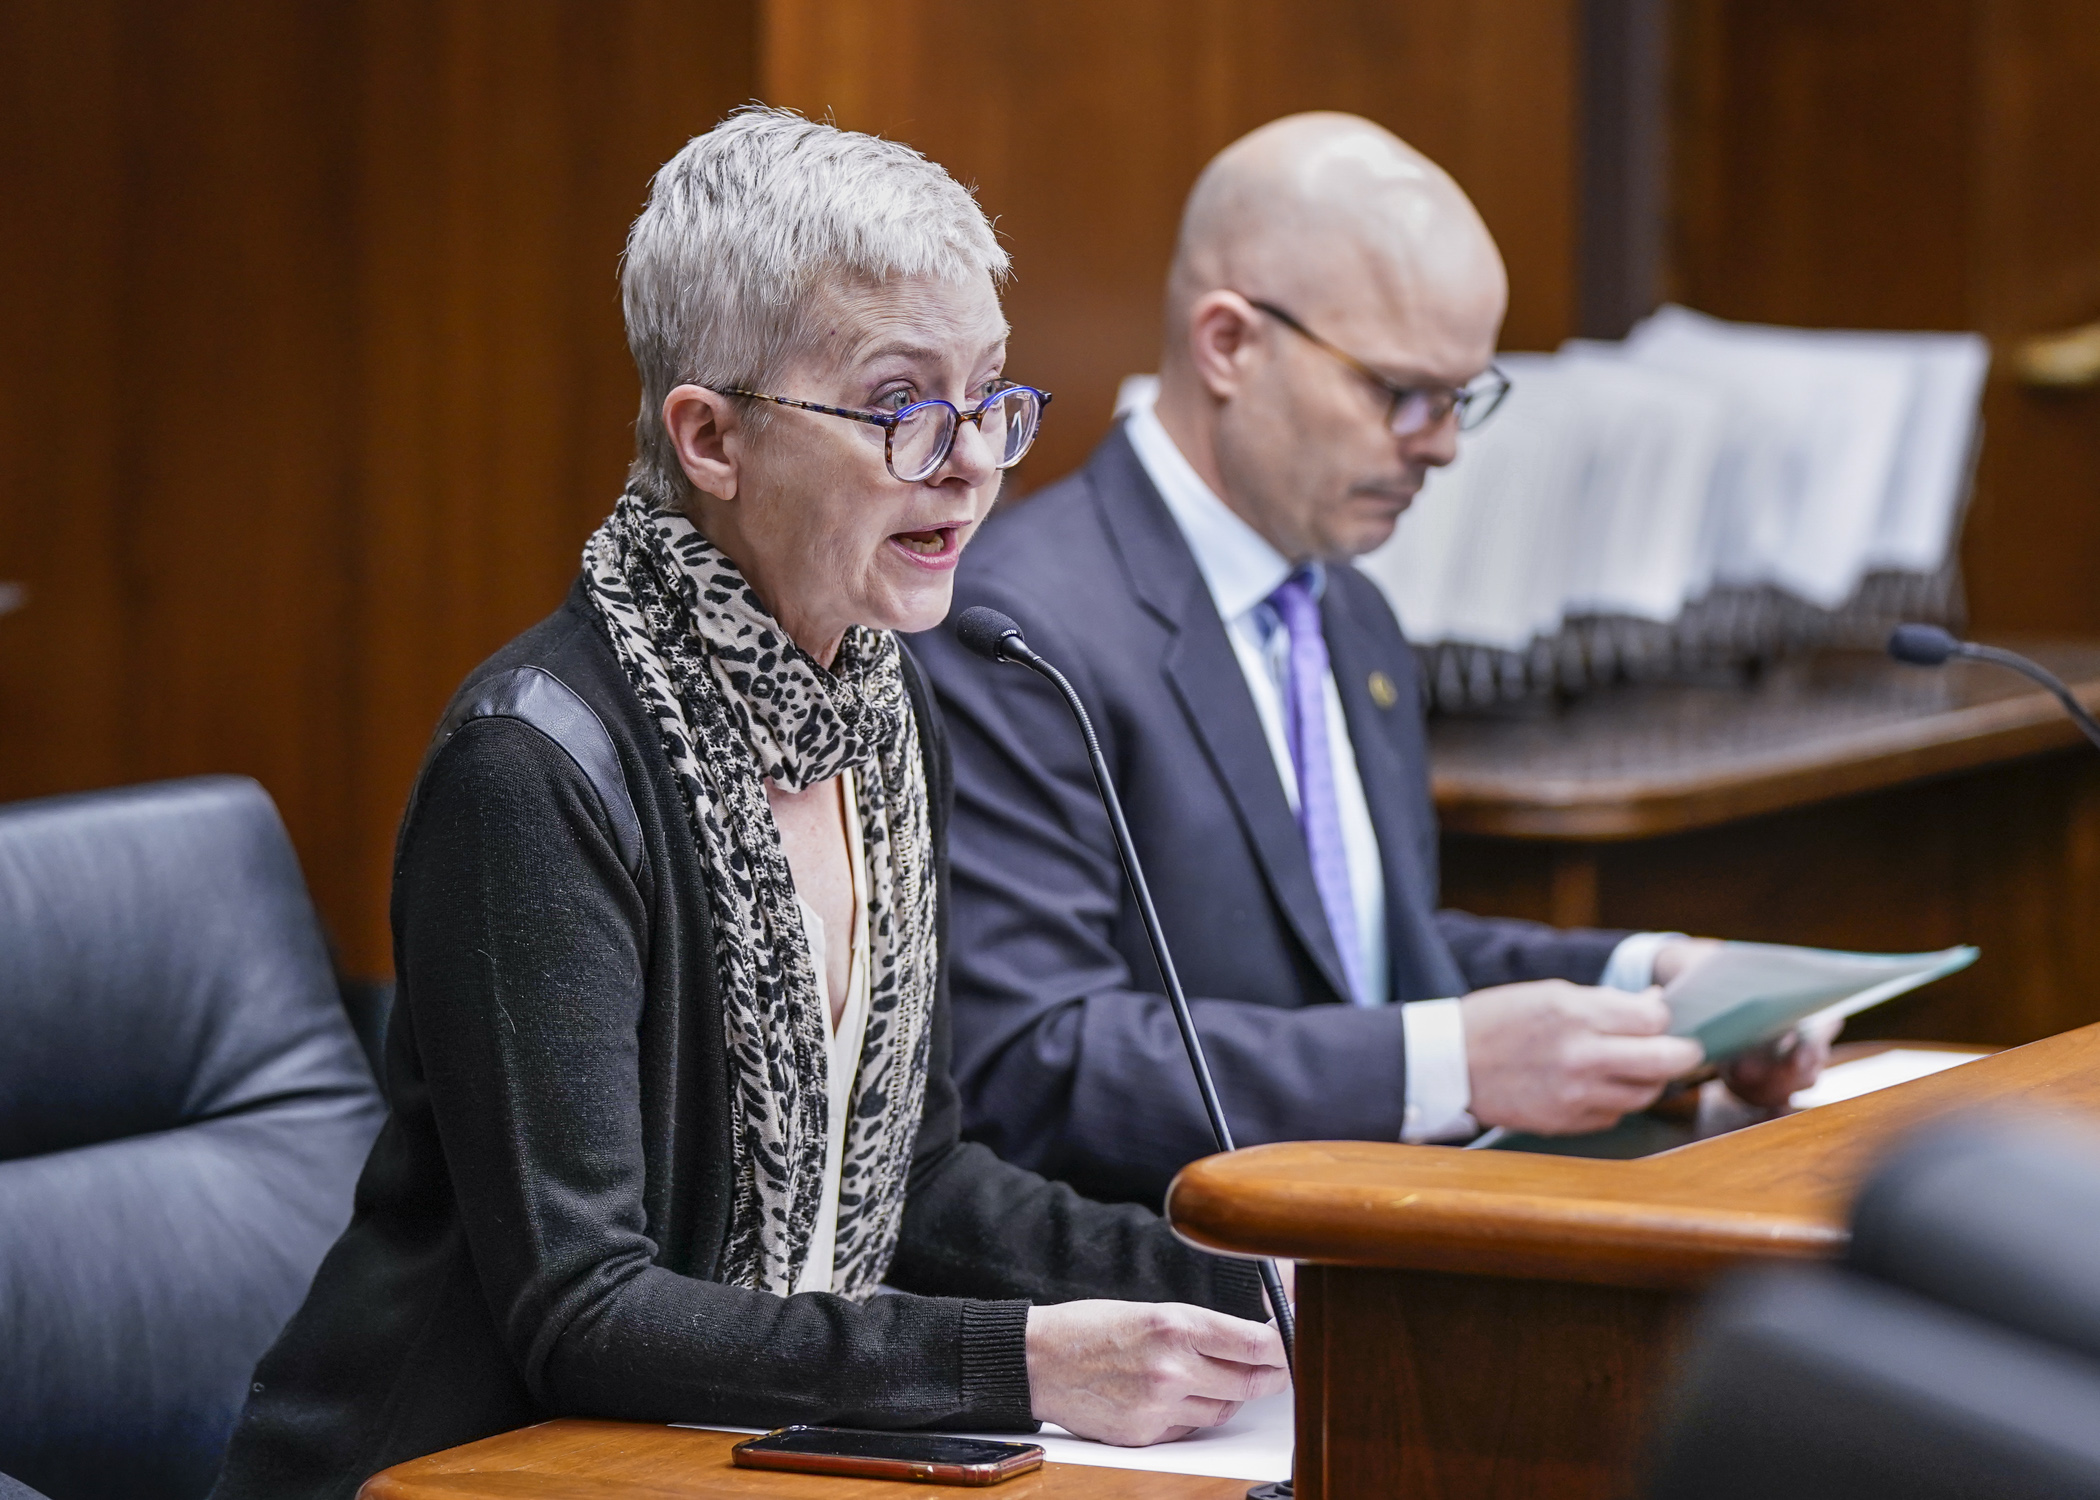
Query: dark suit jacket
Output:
[[910, 426, 1625, 1205]]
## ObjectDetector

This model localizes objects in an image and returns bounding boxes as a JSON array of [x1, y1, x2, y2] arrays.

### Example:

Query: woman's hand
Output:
[[1024, 1301, 1290, 1446]]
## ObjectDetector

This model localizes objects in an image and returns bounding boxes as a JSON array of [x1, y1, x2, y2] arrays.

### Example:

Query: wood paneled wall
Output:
[[0, 1, 1581, 976], [17, 2, 2085, 980], [0, 1, 754, 973], [763, 0, 1581, 491], [1673, 0, 2100, 635]]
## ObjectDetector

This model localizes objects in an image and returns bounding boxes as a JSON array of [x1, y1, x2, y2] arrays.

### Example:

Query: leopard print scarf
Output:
[[582, 489, 937, 1299]]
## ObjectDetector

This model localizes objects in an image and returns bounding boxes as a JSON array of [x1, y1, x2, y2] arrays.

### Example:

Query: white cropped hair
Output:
[[622, 105, 1010, 505]]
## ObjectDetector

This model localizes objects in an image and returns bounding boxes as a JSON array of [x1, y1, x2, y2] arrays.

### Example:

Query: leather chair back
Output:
[[0, 778, 384, 1500]]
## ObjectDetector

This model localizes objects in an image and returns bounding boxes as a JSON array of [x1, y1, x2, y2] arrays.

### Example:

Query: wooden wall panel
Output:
[[44, 0, 2088, 990], [0, 2, 754, 974], [0, 1, 127, 800], [0, 0, 368, 947], [763, 0, 1581, 492], [1965, 2, 2100, 636], [1673, 0, 2100, 636], [345, 0, 756, 971], [123, 2, 366, 951], [1672, 0, 1974, 329], [3, 0, 1578, 977]]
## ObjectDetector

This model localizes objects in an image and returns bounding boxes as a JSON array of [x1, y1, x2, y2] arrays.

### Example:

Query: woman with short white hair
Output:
[[208, 109, 1285, 1499]]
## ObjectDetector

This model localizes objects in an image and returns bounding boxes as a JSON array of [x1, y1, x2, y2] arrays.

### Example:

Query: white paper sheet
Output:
[[1356, 307, 1985, 654], [1361, 353, 1592, 651], [676, 1388, 1295, 1483], [1623, 305, 1918, 608], [1664, 941, 1977, 1061], [1790, 1047, 1987, 1109]]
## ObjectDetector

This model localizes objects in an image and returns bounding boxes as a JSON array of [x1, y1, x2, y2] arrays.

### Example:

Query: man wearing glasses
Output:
[[913, 113, 1828, 1207]]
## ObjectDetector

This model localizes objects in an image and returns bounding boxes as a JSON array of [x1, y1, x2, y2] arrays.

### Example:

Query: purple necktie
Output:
[[1267, 569, 1370, 1006]]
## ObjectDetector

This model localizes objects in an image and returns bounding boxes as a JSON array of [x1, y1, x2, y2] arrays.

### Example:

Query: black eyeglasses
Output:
[[721, 382, 1052, 483], [1245, 299, 1510, 435]]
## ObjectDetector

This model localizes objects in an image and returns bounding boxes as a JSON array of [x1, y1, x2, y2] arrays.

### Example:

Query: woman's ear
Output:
[[663, 385, 744, 501]]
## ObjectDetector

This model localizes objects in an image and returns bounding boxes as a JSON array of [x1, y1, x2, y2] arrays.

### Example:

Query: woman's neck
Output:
[[683, 498, 846, 668]]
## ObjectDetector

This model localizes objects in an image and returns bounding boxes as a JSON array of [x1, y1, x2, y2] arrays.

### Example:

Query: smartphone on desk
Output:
[[731, 1426, 1045, 1485]]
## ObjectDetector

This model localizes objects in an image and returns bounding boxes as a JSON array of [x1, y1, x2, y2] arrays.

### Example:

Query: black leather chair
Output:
[[1649, 1119, 2100, 1498], [0, 778, 385, 1500]]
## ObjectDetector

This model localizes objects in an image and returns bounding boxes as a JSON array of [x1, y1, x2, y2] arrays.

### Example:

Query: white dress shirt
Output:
[[1123, 399, 1667, 1142]]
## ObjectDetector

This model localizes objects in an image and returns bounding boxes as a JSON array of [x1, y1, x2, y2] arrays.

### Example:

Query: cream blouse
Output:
[[790, 769, 871, 1296]]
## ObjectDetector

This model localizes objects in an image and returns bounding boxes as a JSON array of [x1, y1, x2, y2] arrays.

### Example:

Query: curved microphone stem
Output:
[[1000, 638, 1298, 1366], [1956, 644, 2100, 752]]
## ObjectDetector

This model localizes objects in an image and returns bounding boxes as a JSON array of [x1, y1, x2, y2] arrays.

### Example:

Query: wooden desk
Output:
[[360, 1423, 1251, 1499], [1168, 1021, 2100, 1500], [1431, 641, 2100, 1046]]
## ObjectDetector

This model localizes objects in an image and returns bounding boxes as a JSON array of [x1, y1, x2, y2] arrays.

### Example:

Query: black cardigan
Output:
[[210, 582, 1264, 1500]]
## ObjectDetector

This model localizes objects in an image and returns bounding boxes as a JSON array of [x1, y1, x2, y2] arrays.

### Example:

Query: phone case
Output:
[[731, 1435, 1045, 1486]]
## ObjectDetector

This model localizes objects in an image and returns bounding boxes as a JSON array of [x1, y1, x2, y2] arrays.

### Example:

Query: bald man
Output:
[[911, 114, 1825, 1206]]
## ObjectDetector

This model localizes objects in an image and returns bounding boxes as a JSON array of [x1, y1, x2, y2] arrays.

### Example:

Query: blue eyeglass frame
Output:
[[719, 382, 1054, 482]]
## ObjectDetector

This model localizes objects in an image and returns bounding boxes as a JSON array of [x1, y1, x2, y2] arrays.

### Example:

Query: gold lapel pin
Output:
[[1368, 670, 1398, 709]]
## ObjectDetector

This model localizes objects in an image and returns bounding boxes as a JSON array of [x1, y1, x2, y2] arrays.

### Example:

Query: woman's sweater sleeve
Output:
[[885, 933, 1267, 1322], [396, 715, 1035, 1431]]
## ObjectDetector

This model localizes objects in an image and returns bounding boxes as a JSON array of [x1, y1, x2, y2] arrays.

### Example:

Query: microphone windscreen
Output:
[[954, 606, 1024, 662], [1889, 623, 1960, 666]]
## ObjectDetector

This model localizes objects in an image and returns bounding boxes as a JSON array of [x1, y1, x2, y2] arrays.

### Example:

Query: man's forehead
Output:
[[1253, 223, 1502, 369]]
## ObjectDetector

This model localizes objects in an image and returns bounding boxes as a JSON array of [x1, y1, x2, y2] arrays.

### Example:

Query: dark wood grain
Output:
[[763, 0, 1582, 496], [341, 0, 756, 972], [1296, 1266, 1681, 1500], [0, 3, 755, 973], [1, 0, 1578, 978], [357, 1421, 1250, 1500], [1429, 641, 2100, 839]]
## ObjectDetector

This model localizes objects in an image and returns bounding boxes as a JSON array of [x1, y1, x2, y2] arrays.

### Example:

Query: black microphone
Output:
[[953, 606, 1298, 1365], [1889, 624, 2100, 751]]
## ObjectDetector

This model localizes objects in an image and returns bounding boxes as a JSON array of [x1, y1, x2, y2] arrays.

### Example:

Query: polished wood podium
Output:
[[1167, 1021, 2100, 1500]]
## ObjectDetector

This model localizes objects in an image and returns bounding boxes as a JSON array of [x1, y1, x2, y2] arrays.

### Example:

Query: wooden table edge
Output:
[[1433, 690, 2098, 840], [1167, 1028, 2095, 1286], [356, 1419, 1260, 1499], [1167, 1183, 1844, 1289]]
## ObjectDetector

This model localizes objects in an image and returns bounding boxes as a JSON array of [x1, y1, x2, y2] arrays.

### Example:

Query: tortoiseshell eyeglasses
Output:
[[722, 382, 1053, 483], [1245, 299, 1510, 435]]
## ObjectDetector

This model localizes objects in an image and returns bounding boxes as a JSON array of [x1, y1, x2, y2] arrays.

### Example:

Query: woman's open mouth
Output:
[[887, 524, 964, 569]]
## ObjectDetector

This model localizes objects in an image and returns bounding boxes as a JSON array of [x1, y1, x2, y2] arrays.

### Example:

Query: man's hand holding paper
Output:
[[1655, 937, 1841, 1109], [1662, 940, 1978, 1068], [1461, 980, 1706, 1136], [1458, 934, 1972, 1138], [1719, 1009, 1844, 1108]]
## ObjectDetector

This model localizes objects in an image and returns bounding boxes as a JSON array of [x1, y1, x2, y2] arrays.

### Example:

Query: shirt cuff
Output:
[[1599, 931, 1686, 993], [1400, 997, 1476, 1143]]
